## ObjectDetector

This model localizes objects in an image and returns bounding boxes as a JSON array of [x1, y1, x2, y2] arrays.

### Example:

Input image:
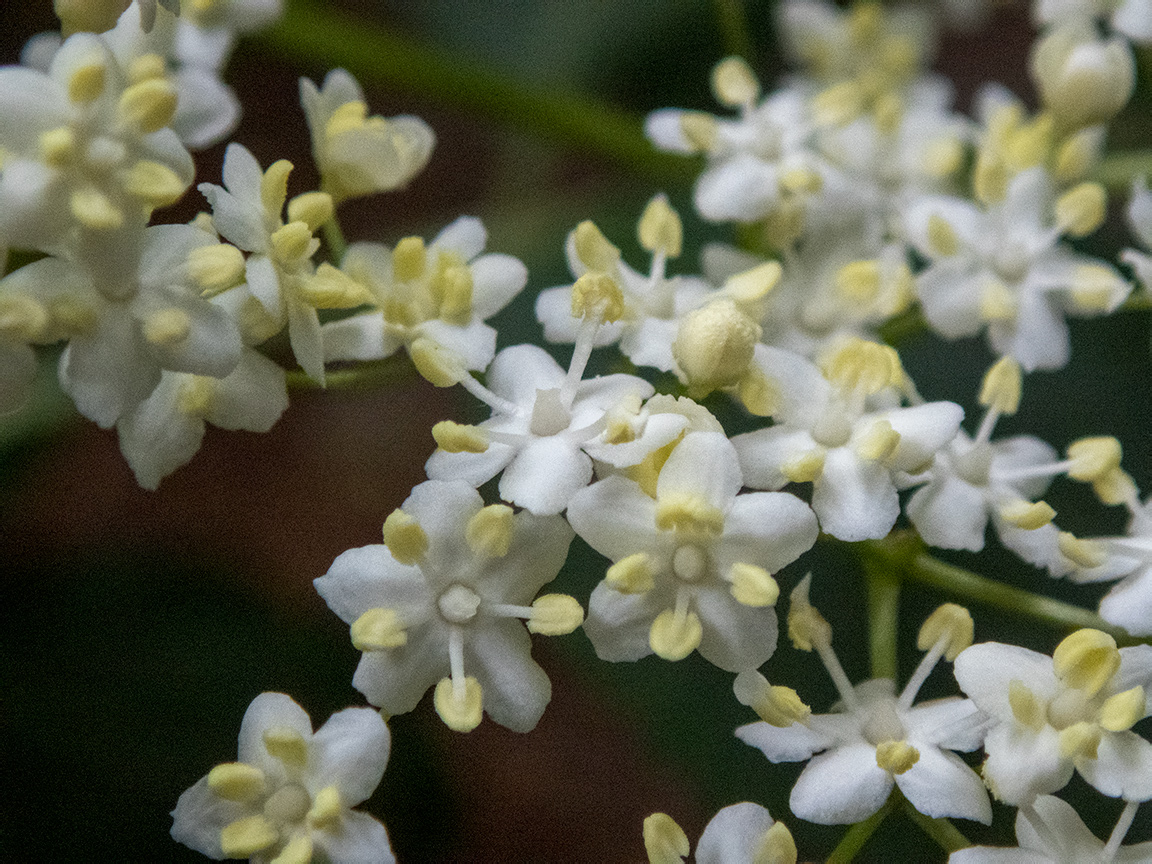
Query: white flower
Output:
[[1035, 0, 1152, 44], [314, 480, 578, 733], [1065, 498, 1152, 637], [643, 803, 798, 864], [567, 431, 818, 671], [172, 0, 283, 74], [171, 692, 394, 863]]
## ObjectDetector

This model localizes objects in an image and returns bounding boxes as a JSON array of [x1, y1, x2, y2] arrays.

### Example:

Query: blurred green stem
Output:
[[903, 797, 970, 853], [287, 355, 414, 391], [865, 560, 900, 680], [825, 791, 897, 863], [1095, 150, 1152, 190], [712, 0, 754, 63]]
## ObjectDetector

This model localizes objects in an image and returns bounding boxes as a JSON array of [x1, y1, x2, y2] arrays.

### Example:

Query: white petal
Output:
[[535, 285, 584, 344], [906, 474, 989, 552], [735, 720, 831, 763], [309, 707, 390, 806], [1099, 571, 1152, 637], [322, 313, 401, 363], [206, 348, 287, 432], [881, 402, 964, 473], [498, 435, 592, 515], [432, 215, 486, 262], [418, 318, 496, 372], [170, 775, 243, 859], [981, 722, 1071, 804], [425, 442, 515, 489], [656, 431, 742, 513], [313, 545, 433, 627], [789, 743, 893, 824], [486, 344, 565, 405], [584, 580, 668, 662], [916, 261, 984, 339], [717, 492, 819, 574], [467, 618, 551, 732], [694, 583, 778, 671], [896, 746, 992, 823], [1076, 731, 1152, 801], [287, 297, 325, 384], [312, 809, 395, 864], [117, 374, 205, 490], [237, 692, 313, 770], [644, 108, 694, 153], [469, 253, 527, 320], [695, 802, 775, 864], [733, 426, 818, 491], [134, 284, 242, 379], [695, 154, 780, 222], [60, 307, 160, 428], [352, 625, 449, 716], [811, 446, 899, 541], [171, 67, 241, 149], [567, 475, 660, 561], [953, 642, 1058, 719]]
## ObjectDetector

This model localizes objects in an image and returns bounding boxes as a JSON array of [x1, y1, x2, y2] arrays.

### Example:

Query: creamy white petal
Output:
[[896, 746, 992, 823], [1076, 731, 1152, 801], [695, 802, 775, 864], [567, 475, 660, 561], [497, 435, 593, 515], [907, 473, 989, 552], [237, 692, 314, 771], [954, 643, 1059, 720], [309, 707, 390, 806], [790, 743, 893, 824], [467, 618, 551, 733], [735, 720, 831, 763], [811, 446, 900, 541]]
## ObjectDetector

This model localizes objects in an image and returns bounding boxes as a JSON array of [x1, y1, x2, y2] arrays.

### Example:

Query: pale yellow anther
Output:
[[128, 53, 167, 84], [1054, 130, 1099, 183], [143, 308, 191, 346], [177, 377, 216, 417], [270, 221, 315, 263], [261, 160, 294, 218], [921, 137, 964, 179], [307, 785, 342, 830], [1057, 532, 1108, 570], [926, 213, 960, 258], [221, 815, 279, 858], [1009, 679, 1046, 731], [572, 220, 621, 273], [638, 194, 683, 258], [207, 762, 267, 802], [1070, 264, 1122, 312], [762, 200, 806, 250], [1094, 467, 1138, 506], [787, 576, 830, 652], [429, 255, 474, 325], [672, 299, 760, 395], [874, 91, 904, 136], [836, 260, 881, 302], [381, 509, 428, 565], [711, 56, 760, 108], [271, 834, 313, 864], [855, 419, 901, 463], [655, 493, 725, 537], [188, 243, 246, 295], [781, 449, 825, 484], [821, 338, 902, 395], [263, 726, 309, 768], [1058, 720, 1101, 759], [849, 1, 883, 43], [118, 78, 178, 133], [1100, 686, 1145, 732], [643, 812, 690, 864], [753, 821, 798, 864], [466, 504, 515, 558], [813, 81, 865, 127], [48, 296, 98, 336], [287, 192, 334, 233], [1056, 183, 1106, 238], [987, 103, 1024, 149], [779, 166, 823, 195], [391, 236, 426, 283], [999, 499, 1057, 530], [723, 261, 782, 304], [737, 369, 780, 418], [122, 159, 187, 207], [408, 337, 464, 387], [527, 594, 585, 635], [39, 127, 75, 168], [917, 603, 974, 661], [434, 676, 483, 732], [351, 607, 407, 651], [649, 608, 703, 661], [299, 263, 372, 309], [1005, 114, 1054, 171], [973, 150, 1008, 205], [1067, 436, 1122, 482], [980, 277, 1018, 322], [605, 553, 656, 594], [734, 670, 811, 727], [0, 294, 49, 342], [1054, 628, 1120, 696], [728, 562, 779, 608], [679, 111, 719, 152], [71, 187, 124, 230], [978, 356, 1022, 415], [325, 101, 371, 139], [68, 62, 107, 104], [570, 272, 624, 323], [431, 420, 489, 454], [875, 739, 920, 775]]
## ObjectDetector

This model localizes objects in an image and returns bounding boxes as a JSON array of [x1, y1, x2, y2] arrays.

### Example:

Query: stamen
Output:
[[221, 815, 278, 857], [1103, 801, 1140, 861]]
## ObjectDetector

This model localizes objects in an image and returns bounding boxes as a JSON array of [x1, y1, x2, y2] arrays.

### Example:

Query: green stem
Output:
[[865, 562, 900, 680], [902, 797, 969, 853], [321, 217, 347, 265], [825, 791, 897, 864], [257, 0, 694, 185], [712, 0, 754, 63], [286, 355, 414, 391], [1094, 150, 1152, 190]]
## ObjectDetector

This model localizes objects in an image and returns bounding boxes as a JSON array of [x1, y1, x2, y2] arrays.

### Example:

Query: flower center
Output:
[[672, 544, 708, 583], [438, 583, 482, 624], [529, 388, 571, 437], [263, 783, 311, 826]]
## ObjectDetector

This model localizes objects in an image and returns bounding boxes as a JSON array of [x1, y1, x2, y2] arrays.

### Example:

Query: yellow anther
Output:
[[122, 159, 187, 208], [527, 594, 585, 635], [143, 308, 191, 346], [753, 821, 798, 864], [188, 243, 246, 295], [466, 504, 515, 558], [409, 337, 465, 387], [381, 508, 428, 565], [874, 91, 904, 136], [431, 420, 489, 454], [812, 81, 865, 127], [980, 278, 1017, 322], [287, 192, 334, 233], [271, 834, 313, 864], [262, 726, 308, 769], [728, 562, 779, 608], [207, 762, 267, 802], [999, 499, 1057, 530], [638, 194, 683, 258], [925, 213, 959, 258], [70, 187, 124, 230], [270, 221, 314, 263], [655, 493, 725, 537], [39, 127, 75, 168], [672, 299, 760, 395], [762, 199, 806, 250], [429, 254, 474, 325], [0, 294, 49, 342], [1005, 114, 1054, 171], [1053, 129, 1100, 183], [781, 449, 825, 484], [836, 260, 881, 302], [711, 56, 760, 108], [572, 220, 621, 273], [917, 603, 974, 661], [325, 101, 370, 139], [1094, 467, 1137, 506], [605, 553, 656, 594], [855, 419, 901, 463], [787, 575, 830, 652], [1070, 264, 1122, 312], [1057, 532, 1108, 570], [299, 263, 373, 309], [679, 111, 719, 152], [875, 739, 920, 775], [879, 34, 921, 82], [118, 78, 178, 133], [1054, 628, 1120, 696], [68, 62, 107, 104], [737, 368, 780, 417], [724, 261, 782, 305], [1100, 686, 1145, 732], [261, 159, 293, 218], [734, 670, 811, 727], [1009, 679, 1046, 731], [1058, 720, 1101, 759], [391, 236, 426, 283], [46, 296, 95, 337], [986, 103, 1024, 149], [921, 137, 964, 179], [978, 356, 1022, 415], [849, 1, 883, 44], [434, 676, 483, 732], [220, 815, 279, 858], [1056, 183, 1106, 238], [643, 813, 690, 864], [973, 150, 1008, 205], [779, 167, 823, 195], [351, 607, 407, 651], [307, 785, 342, 829], [571, 273, 625, 323], [821, 337, 902, 395], [649, 608, 703, 661], [177, 377, 216, 417], [128, 53, 167, 84], [1067, 436, 1122, 482]]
